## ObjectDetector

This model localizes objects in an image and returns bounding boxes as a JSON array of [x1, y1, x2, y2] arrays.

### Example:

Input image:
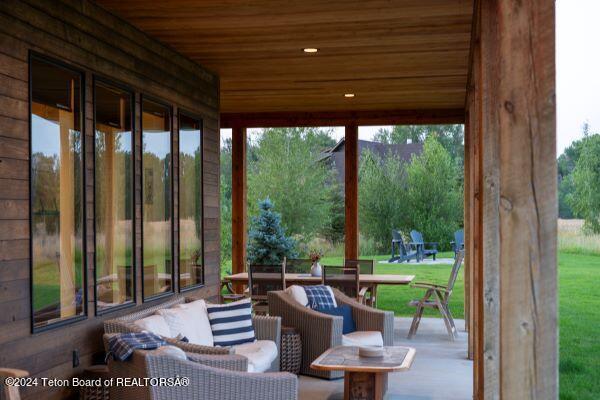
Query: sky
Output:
[[556, 0, 600, 153], [217, 2, 599, 155]]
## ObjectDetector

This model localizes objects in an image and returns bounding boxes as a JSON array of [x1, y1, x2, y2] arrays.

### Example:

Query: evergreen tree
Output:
[[247, 199, 297, 264]]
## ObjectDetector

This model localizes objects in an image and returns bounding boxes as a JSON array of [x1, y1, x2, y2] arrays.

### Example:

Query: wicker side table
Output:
[[79, 365, 110, 400], [280, 326, 302, 374]]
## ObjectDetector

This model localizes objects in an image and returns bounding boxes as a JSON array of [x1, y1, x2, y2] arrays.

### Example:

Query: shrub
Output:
[[247, 199, 297, 264], [358, 150, 408, 252], [405, 136, 463, 251], [570, 134, 600, 233]]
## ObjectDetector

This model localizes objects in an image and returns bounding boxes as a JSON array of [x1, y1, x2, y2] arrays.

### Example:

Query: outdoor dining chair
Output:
[[248, 261, 286, 314], [344, 259, 376, 306], [322, 265, 366, 304], [285, 258, 313, 274], [407, 250, 464, 340]]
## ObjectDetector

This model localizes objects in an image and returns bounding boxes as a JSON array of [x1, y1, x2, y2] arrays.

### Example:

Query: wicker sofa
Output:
[[103, 295, 281, 372], [102, 334, 297, 400], [268, 288, 394, 379]]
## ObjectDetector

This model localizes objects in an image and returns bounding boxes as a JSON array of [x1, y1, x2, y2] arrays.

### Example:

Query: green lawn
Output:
[[557, 252, 599, 400]]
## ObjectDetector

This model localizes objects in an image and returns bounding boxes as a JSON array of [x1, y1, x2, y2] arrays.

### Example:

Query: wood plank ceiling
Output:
[[96, 0, 473, 114]]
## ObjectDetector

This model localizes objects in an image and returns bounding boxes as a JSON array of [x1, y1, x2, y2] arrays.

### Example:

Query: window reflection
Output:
[[94, 81, 134, 311], [142, 99, 172, 298], [30, 57, 84, 329], [179, 114, 203, 288]]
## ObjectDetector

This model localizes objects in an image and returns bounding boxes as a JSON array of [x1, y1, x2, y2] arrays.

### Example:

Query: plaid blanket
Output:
[[304, 285, 336, 309], [107, 332, 166, 361]]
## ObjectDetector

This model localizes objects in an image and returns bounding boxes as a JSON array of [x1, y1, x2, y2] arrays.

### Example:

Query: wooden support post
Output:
[[473, 1, 557, 398], [463, 112, 472, 359], [344, 124, 359, 260], [469, 65, 484, 398], [479, 2, 501, 398], [231, 126, 247, 293]]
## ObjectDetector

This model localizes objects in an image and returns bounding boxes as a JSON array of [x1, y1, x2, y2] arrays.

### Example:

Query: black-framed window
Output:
[[94, 79, 135, 313], [30, 54, 85, 331], [141, 97, 173, 299], [178, 113, 204, 290]]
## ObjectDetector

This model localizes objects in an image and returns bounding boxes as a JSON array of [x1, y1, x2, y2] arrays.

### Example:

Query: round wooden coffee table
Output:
[[311, 346, 416, 400]]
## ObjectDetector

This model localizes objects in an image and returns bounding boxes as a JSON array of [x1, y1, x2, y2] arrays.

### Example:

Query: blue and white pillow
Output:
[[206, 298, 255, 346], [303, 285, 337, 309]]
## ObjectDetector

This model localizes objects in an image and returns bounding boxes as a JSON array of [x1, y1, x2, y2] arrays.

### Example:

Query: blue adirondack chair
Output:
[[409, 230, 438, 261], [389, 230, 419, 263], [451, 229, 464, 259]]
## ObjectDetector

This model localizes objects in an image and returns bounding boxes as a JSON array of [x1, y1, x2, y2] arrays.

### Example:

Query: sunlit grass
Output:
[[558, 219, 600, 256]]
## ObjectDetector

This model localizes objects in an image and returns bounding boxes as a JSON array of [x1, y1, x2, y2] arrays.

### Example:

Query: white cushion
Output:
[[233, 340, 278, 373], [156, 301, 213, 347], [342, 331, 384, 347], [133, 315, 172, 338], [152, 345, 187, 361], [174, 300, 214, 347], [284, 285, 309, 306]]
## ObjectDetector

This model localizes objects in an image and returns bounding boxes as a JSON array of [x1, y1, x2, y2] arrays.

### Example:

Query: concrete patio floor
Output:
[[298, 317, 472, 400]]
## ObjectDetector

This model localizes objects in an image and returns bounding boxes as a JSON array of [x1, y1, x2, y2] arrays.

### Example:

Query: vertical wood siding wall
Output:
[[0, 1, 220, 398]]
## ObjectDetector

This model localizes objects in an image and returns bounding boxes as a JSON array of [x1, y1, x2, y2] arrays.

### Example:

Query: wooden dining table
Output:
[[222, 272, 415, 307]]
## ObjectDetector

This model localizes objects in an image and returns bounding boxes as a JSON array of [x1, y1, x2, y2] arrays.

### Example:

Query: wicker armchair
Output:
[[268, 288, 394, 379], [104, 295, 282, 372], [102, 335, 297, 400]]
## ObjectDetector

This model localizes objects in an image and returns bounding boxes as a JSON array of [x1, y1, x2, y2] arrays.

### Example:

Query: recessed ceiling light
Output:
[[344, 93, 355, 98], [303, 48, 318, 53]]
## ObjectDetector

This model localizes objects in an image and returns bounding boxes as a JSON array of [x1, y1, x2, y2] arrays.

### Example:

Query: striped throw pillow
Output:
[[205, 298, 255, 346]]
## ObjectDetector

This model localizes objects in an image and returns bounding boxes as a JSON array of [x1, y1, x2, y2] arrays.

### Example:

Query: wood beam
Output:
[[220, 109, 464, 128], [496, 1, 556, 398], [344, 124, 359, 260], [231, 126, 247, 292], [468, 50, 484, 396], [473, 1, 557, 398], [463, 110, 472, 360], [479, 1, 500, 398]]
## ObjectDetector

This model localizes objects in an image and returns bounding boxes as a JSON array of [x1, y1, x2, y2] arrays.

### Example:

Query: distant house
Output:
[[318, 138, 423, 183]]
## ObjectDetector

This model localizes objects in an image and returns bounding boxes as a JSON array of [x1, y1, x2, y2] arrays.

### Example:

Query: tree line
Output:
[[220, 125, 465, 262], [558, 123, 600, 233]]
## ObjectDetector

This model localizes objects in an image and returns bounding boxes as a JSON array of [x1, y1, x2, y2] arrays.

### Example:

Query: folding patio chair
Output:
[[451, 229, 464, 259], [407, 250, 464, 340]]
